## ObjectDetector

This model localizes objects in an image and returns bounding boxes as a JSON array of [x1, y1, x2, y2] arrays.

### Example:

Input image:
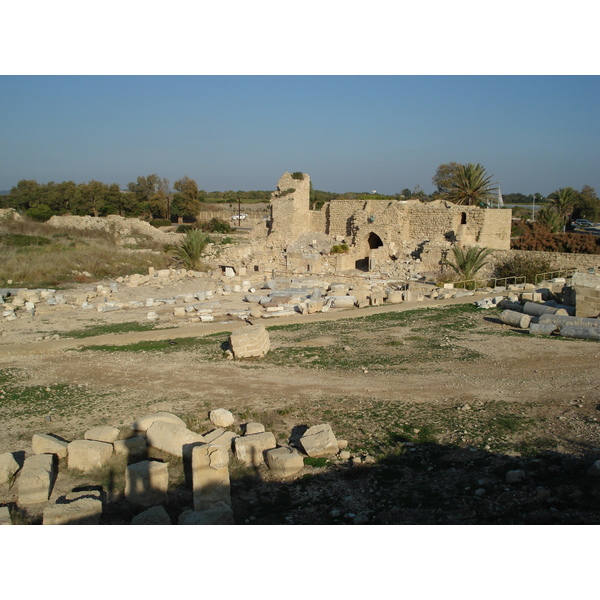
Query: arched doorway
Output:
[[368, 232, 383, 249]]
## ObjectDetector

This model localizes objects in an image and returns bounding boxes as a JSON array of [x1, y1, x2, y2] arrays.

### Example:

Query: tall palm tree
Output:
[[550, 187, 578, 225], [443, 245, 494, 283], [447, 163, 497, 206]]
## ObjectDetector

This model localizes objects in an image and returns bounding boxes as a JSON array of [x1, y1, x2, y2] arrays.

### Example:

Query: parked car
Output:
[[575, 219, 593, 228], [231, 213, 248, 221]]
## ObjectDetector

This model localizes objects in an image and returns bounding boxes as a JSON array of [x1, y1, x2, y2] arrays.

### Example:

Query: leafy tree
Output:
[[432, 162, 462, 195], [172, 176, 202, 221], [446, 163, 497, 206], [7, 179, 42, 210], [442, 245, 494, 282], [73, 180, 109, 217], [572, 185, 600, 222]]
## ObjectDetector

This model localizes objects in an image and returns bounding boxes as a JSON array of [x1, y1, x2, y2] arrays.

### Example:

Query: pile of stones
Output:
[[0, 408, 350, 525]]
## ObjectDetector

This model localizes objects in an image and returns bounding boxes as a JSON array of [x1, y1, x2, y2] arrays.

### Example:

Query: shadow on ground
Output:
[[8, 435, 600, 525]]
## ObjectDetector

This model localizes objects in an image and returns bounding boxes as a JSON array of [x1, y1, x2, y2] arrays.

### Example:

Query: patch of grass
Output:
[[66, 321, 160, 339], [303, 457, 328, 467], [80, 336, 222, 354]]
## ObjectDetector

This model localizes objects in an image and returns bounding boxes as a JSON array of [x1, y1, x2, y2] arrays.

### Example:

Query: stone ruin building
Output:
[[219, 172, 512, 282]]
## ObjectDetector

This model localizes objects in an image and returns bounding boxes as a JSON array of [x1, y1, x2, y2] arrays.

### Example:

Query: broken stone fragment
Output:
[[31, 433, 69, 458], [67, 440, 113, 472], [209, 408, 234, 428], [125, 460, 169, 507], [131, 504, 171, 525], [192, 444, 231, 511], [18, 454, 55, 506], [265, 447, 304, 478], [178, 501, 234, 525], [234, 432, 277, 466], [43, 496, 103, 525], [130, 412, 187, 433], [299, 424, 339, 458]]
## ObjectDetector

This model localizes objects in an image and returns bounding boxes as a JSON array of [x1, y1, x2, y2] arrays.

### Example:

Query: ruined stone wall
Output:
[[269, 172, 311, 242]]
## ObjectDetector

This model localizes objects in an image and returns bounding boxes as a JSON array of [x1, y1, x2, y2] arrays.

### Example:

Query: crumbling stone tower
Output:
[[269, 172, 311, 243]]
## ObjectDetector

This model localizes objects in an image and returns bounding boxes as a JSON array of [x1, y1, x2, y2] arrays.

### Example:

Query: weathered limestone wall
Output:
[[269, 172, 311, 242]]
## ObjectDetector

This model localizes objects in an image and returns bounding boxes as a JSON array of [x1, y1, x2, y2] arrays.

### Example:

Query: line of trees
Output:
[[0, 175, 206, 222], [2, 165, 598, 225]]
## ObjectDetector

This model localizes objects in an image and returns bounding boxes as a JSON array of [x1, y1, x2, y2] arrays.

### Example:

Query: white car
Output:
[[231, 213, 248, 221]]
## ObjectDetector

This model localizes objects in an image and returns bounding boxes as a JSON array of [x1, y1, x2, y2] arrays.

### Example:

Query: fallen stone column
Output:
[[529, 323, 557, 336], [500, 309, 531, 329], [522, 302, 568, 317], [559, 326, 600, 340], [538, 314, 600, 328]]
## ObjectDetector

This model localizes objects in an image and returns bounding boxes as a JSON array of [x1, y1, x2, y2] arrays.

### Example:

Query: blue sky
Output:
[[1, 75, 599, 196]]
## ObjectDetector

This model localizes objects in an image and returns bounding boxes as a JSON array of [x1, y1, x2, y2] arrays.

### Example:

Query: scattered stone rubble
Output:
[[472, 275, 600, 340], [0, 408, 356, 525]]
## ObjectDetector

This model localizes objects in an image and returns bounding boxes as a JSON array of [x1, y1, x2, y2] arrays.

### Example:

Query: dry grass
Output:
[[0, 217, 171, 288]]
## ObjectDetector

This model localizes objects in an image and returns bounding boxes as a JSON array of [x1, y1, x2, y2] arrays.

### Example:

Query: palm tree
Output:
[[535, 205, 564, 233], [446, 163, 497, 206], [442, 245, 494, 284], [549, 187, 578, 226]]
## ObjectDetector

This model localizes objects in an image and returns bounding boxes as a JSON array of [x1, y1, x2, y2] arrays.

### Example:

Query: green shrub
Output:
[[291, 172, 304, 180], [175, 229, 210, 270], [200, 217, 232, 234], [493, 254, 553, 284], [330, 243, 349, 254], [150, 219, 172, 228], [26, 204, 53, 222]]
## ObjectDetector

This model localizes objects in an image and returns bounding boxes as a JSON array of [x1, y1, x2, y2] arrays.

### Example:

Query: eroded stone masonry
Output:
[[217, 171, 512, 280]]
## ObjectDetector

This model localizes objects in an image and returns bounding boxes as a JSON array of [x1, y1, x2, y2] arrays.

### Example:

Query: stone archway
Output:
[[368, 232, 383, 249]]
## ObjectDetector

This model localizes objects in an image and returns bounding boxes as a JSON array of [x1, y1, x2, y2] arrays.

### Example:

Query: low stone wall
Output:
[[483, 249, 600, 278]]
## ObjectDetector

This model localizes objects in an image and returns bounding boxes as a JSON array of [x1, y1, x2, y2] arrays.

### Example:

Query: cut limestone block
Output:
[[84, 426, 120, 444], [42, 497, 103, 525], [178, 501, 234, 525], [234, 432, 277, 466], [32, 434, 69, 458], [209, 408, 234, 428], [130, 412, 187, 433], [67, 440, 113, 472], [0, 506, 11, 525], [192, 444, 231, 511], [145, 421, 205, 458], [244, 422, 265, 435], [265, 447, 304, 478], [229, 324, 270, 358], [18, 454, 55, 506], [299, 424, 339, 458], [386, 291, 404, 303], [113, 436, 147, 458], [125, 460, 169, 507], [131, 505, 171, 525], [0, 451, 22, 483]]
